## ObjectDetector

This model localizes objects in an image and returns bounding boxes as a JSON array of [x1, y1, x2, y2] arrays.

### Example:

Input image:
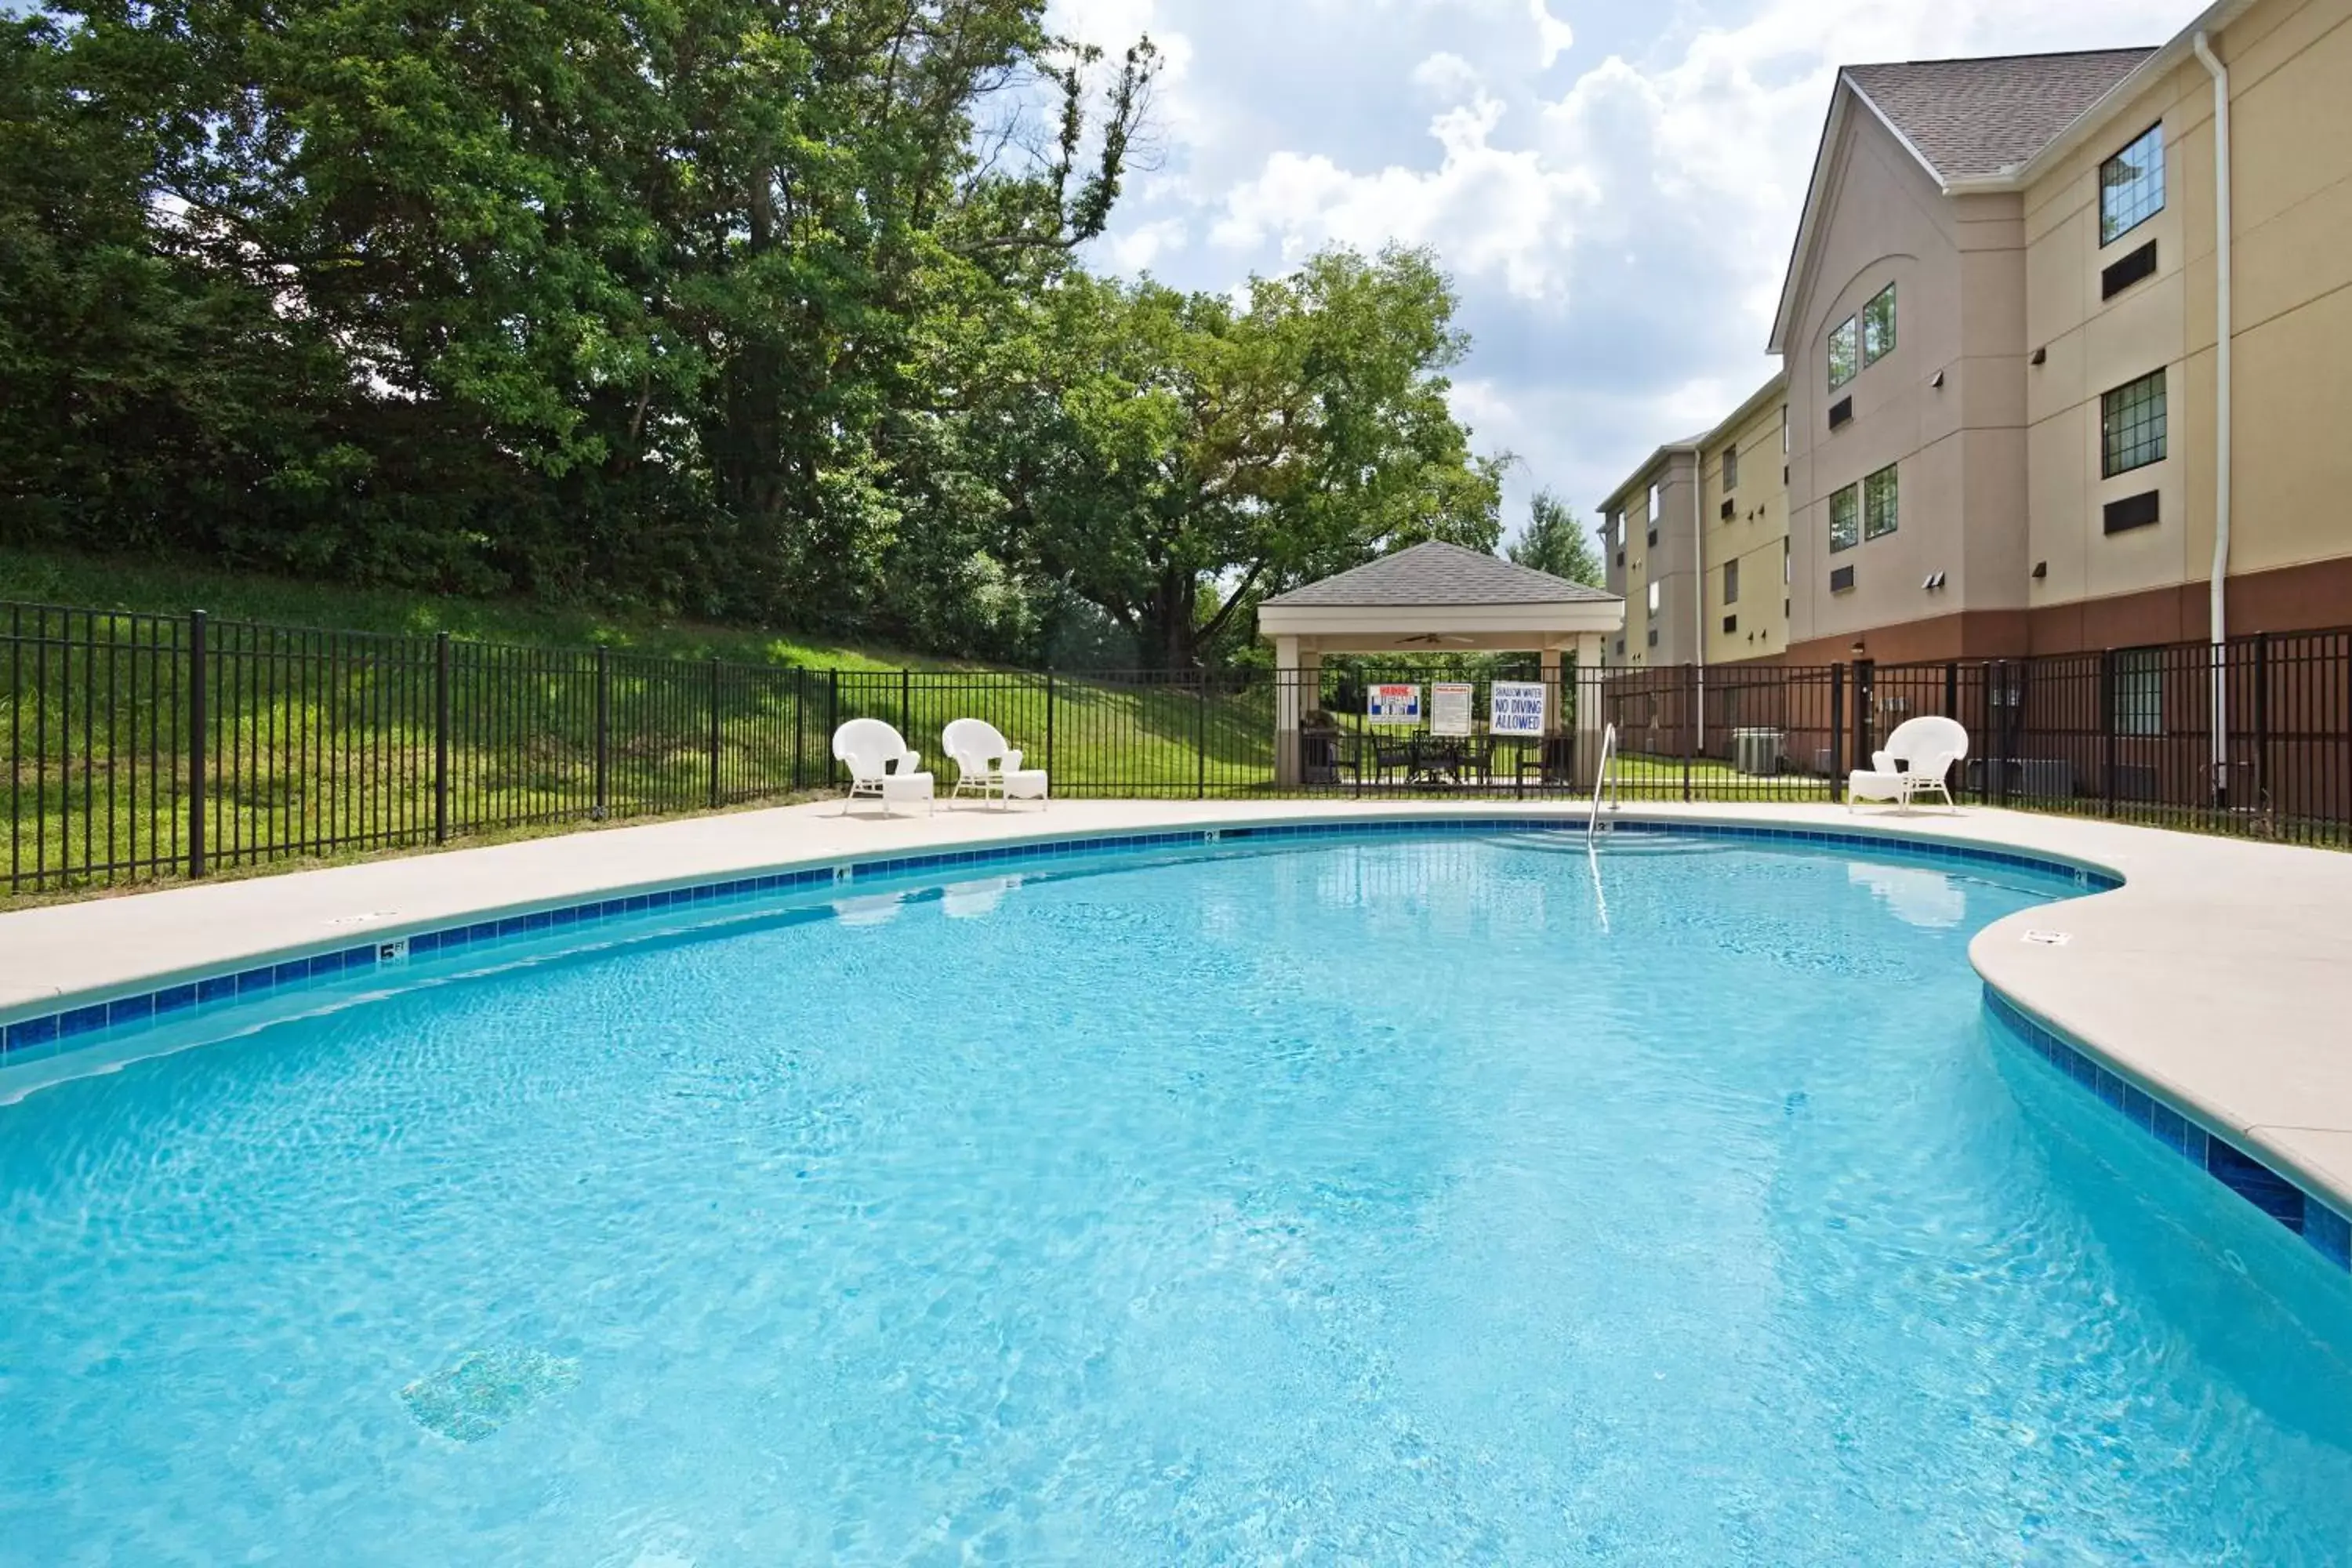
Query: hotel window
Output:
[[1722, 557, 1740, 605], [2100, 125, 2165, 245], [1860, 284, 1896, 367], [1780, 406, 1789, 455], [2102, 368, 2167, 477], [1828, 316, 1858, 390], [1829, 485, 1860, 552], [1647, 579, 1661, 615], [2114, 648, 2164, 736], [1783, 537, 1791, 585], [1722, 442, 1739, 492], [1646, 483, 1660, 545], [1863, 463, 1898, 539]]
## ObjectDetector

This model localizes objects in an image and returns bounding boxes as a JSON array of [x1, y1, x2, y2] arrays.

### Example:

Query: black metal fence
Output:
[[6, 599, 2349, 895]]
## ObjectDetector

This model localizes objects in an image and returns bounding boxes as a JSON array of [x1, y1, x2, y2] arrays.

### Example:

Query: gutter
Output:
[[1665, 441, 1708, 751], [2194, 29, 2234, 807]]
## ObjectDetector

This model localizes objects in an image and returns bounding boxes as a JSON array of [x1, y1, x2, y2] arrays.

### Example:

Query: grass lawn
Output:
[[2, 550, 1849, 904], [1, 549, 1290, 899], [0, 546, 960, 673]]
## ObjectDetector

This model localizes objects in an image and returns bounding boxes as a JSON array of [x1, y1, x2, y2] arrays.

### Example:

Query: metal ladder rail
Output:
[[1586, 722, 1620, 842]]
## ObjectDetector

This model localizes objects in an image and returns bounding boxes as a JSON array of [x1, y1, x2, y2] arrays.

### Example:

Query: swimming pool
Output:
[[5, 830, 2350, 1563]]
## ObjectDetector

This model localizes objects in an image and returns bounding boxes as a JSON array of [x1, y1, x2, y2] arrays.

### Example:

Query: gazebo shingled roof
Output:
[[1262, 541, 1619, 609]]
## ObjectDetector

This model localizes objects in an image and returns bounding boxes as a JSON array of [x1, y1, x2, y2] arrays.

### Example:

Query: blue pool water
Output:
[[5, 833, 2352, 1564]]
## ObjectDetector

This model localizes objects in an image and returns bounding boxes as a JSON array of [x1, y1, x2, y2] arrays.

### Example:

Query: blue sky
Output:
[[1048, 0, 2199, 539]]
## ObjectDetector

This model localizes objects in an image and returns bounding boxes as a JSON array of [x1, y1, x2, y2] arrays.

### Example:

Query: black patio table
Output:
[[1406, 735, 1489, 786]]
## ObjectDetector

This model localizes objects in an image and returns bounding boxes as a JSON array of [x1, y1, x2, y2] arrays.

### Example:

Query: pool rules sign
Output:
[[1489, 681, 1547, 738]]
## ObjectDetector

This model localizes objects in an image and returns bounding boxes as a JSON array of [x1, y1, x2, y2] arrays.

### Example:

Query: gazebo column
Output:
[[1572, 632, 1608, 787], [1274, 635, 1305, 787]]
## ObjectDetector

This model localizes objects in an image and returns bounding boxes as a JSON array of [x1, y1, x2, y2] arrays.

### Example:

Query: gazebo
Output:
[[1256, 541, 1627, 787]]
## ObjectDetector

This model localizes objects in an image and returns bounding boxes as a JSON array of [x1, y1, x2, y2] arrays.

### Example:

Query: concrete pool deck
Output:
[[4, 797, 2350, 1210]]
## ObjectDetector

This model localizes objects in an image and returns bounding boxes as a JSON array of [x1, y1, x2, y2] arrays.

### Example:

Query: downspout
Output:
[[1693, 446, 1707, 753], [2194, 30, 2233, 806], [1668, 442, 1707, 753]]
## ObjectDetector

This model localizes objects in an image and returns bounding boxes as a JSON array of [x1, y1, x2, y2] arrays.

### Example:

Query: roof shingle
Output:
[[1263, 541, 1620, 608], [1845, 48, 2156, 183]]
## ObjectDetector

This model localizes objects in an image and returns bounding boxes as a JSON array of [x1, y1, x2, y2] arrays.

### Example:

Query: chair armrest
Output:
[[1871, 750, 1896, 774], [1002, 749, 1024, 772], [895, 750, 920, 774]]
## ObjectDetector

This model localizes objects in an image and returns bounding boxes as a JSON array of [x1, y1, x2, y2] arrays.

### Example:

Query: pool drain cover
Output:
[[401, 1348, 579, 1442]]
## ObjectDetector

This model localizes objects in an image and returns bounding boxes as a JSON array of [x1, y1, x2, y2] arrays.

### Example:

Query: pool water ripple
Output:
[[2, 835, 2350, 1564]]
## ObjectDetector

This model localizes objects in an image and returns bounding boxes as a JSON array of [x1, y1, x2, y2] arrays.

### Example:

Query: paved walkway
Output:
[[5, 797, 2350, 1207]]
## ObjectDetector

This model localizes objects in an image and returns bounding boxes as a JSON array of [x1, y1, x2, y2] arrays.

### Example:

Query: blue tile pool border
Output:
[[3, 813, 2116, 1067], [1983, 986, 2352, 1276]]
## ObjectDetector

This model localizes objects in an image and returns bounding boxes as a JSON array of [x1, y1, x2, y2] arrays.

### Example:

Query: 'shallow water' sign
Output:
[[1490, 681, 1547, 737]]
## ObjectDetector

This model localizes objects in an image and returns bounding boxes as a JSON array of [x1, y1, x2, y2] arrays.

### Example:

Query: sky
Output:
[[1045, 0, 2202, 540]]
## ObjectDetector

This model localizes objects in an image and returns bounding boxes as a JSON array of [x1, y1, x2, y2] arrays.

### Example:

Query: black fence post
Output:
[[1993, 660, 2012, 808], [1196, 671, 1208, 800], [2100, 647, 2118, 818], [1944, 660, 1962, 799], [434, 631, 451, 843], [792, 667, 806, 793], [2253, 632, 2270, 815], [187, 609, 208, 878], [1829, 661, 1846, 803], [593, 646, 611, 821], [899, 667, 910, 742], [1680, 664, 1694, 803], [1044, 670, 1055, 779], [1853, 659, 1875, 779], [708, 657, 722, 809], [827, 670, 840, 787]]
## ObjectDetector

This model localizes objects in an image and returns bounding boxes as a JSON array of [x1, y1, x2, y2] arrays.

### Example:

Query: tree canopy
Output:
[[1508, 488, 1604, 588], [2, 0, 1515, 668]]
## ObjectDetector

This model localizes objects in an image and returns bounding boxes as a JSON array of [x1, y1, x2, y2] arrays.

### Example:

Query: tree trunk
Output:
[[1138, 570, 1198, 671]]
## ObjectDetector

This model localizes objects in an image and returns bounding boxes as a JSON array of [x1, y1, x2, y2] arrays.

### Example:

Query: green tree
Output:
[[2, 0, 1153, 632], [1002, 246, 1504, 669], [1508, 488, 1605, 587]]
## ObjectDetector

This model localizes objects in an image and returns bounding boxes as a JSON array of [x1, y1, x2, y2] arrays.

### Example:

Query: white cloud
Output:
[[1410, 51, 1486, 102], [1104, 216, 1191, 273], [1528, 0, 1574, 69], [1070, 0, 2201, 528]]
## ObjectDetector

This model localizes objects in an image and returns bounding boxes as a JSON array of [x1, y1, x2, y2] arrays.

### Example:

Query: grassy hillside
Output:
[[1, 549, 1283, 902], [0, 547, 965, 673]]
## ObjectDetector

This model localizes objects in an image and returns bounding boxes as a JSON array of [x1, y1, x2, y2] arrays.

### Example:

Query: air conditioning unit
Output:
[[1731, 728, 1783, 776]]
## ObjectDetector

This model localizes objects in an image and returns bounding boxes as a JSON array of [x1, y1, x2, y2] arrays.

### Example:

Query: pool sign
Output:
[[1367, 683, 1422, 725], [1490, 681, 1548, 737], [1430, 682, 1474, 737]]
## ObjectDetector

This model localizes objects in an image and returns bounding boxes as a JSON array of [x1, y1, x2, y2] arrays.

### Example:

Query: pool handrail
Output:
[[1587, 723, 1619, 842]]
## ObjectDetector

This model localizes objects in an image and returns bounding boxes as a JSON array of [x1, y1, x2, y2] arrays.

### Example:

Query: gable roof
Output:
[[1262, 541, 1619, 608], [1769, 45, 2161, 354], [1845, 49, 2156, 184]]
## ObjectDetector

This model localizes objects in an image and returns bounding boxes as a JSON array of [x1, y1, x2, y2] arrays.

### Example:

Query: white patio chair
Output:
[[942, 718, 1050, 809], [832, 718, 935, 816], [1848, 715, 1969, 815]]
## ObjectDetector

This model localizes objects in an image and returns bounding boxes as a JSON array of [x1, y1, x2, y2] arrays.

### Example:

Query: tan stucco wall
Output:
[[1600, 450, 1700, 666], [1701, 390, 1791, 666], [1783, 106, 2033, 659], [2022, 0, 2352, 635]]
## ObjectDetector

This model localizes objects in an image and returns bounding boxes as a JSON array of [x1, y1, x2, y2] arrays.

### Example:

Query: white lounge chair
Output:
[[832, 718, 935, 816], [1849, 715, 1969, 815], [942, 718, 1050, 809]]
